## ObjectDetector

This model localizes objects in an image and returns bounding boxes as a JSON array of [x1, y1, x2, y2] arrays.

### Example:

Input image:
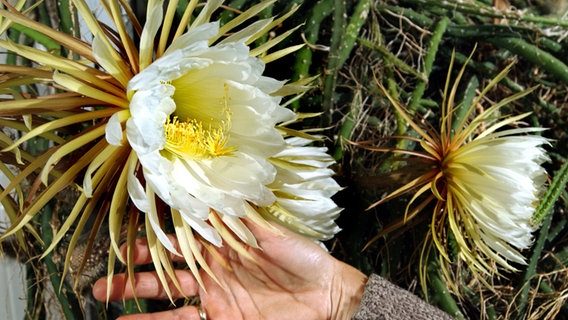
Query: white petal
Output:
[[170, 158, 226, 209], [199, 153, 277, 205], [147, 193, 180, 255], [164, 22, 220, 56], [126, 85, 174, 154], [181, 211, 222, 246], [139, 2, 163, 69], [127, 168, 150, 212], [105, 112, 124, 146]]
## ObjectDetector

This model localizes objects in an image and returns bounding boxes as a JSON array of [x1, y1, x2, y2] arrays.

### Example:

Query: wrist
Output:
[[330, 260, 368, 320]]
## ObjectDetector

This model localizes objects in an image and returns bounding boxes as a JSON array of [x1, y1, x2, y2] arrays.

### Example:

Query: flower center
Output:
[[164, 116, 235, 159]]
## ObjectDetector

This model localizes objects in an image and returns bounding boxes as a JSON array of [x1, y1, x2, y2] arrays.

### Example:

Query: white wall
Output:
[[0, 174, 26, 320], [0, 254, 26, 320]]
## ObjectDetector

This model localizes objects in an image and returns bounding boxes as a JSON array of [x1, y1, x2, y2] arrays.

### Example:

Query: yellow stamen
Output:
[[164, 117, 235, 159]]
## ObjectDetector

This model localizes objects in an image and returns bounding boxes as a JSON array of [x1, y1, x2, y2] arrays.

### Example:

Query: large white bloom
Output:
[[443, 130, 549, 267], [366, 58, 550, 283], [106, 18, 340, 254]]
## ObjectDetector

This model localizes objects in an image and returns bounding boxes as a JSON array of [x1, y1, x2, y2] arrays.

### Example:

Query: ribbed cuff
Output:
[[352, 274, 455, 320]]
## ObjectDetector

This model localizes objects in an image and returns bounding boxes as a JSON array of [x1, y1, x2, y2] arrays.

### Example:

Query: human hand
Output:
[[92, 220, 368, 320]]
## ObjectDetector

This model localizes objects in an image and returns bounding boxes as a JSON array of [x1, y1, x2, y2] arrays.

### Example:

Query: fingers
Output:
[[116, 306, 205, 320], [92, 270, 200, 302]]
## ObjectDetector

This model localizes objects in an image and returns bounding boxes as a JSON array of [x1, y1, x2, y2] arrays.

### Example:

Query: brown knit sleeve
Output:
[[352, 274, 456, 320]]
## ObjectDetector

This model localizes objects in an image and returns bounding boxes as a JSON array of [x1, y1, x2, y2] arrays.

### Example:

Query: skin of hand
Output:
[[92, 220, 368, 320]]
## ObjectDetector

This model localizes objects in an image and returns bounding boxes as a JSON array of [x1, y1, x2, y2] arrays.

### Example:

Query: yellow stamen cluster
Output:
[[164, 117, 235, 159]]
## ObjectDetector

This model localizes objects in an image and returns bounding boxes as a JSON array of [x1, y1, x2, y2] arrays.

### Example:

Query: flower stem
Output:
[[292, 0, 333, 85], [8, 23, 61, 53], [451, 75, 478, 134], [358, 37, 425, 82], [333, 89, 361, 160], [532, 160, 568, 226], [413, 0, 568, 28], [486, 37, 568, 86], [514, 159, 568, 320], [428, 257, 465, 320], [407, 16, 449, 113], [323, 0, 371, 127]]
